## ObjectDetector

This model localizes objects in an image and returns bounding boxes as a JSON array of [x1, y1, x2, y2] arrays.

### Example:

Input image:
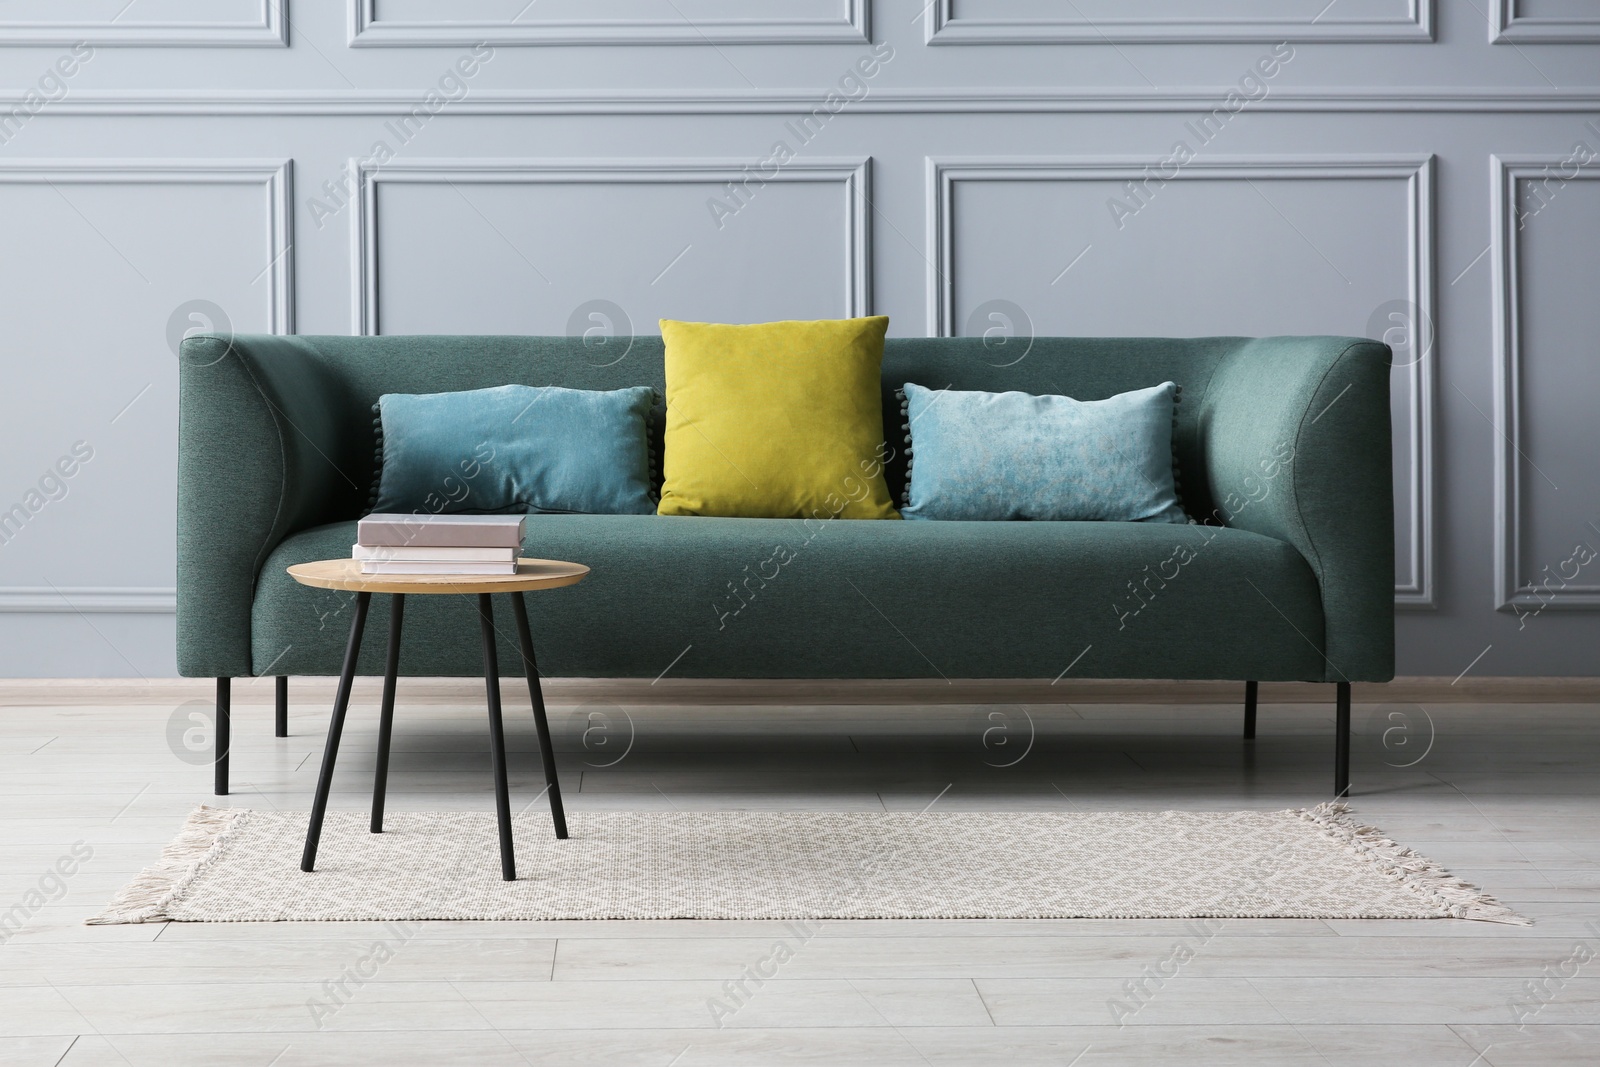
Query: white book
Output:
[[352, 544, 517, 563], [360, 560, 519, 576]]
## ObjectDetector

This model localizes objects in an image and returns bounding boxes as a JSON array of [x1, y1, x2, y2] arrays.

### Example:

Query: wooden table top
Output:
[[286, 558, 590, 595]]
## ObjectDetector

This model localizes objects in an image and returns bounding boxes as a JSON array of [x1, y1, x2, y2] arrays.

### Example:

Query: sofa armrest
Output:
[[1194, 337, 1394, 683], [177, 335, 366, 677]]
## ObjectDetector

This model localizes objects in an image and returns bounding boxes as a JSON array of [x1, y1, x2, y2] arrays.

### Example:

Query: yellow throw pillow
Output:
[[657, 316, 900, 520]]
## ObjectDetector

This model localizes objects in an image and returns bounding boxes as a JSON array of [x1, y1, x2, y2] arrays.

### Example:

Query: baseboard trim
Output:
[[1, 676, 1596, 707]]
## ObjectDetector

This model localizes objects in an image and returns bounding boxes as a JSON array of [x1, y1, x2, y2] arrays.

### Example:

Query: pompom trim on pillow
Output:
[[365, 402, 384, 515], [1170, 383, 1187, 519], [896, 386, 915, 511], [646, 387, 663, 504]]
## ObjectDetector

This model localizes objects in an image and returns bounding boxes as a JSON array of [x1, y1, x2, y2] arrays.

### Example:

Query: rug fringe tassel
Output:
[[86, 805, 244, 925], [1297, 802, 1531, 925]]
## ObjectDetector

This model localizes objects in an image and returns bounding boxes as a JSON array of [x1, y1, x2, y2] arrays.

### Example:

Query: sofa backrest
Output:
[[219, 333, 1243, 516]]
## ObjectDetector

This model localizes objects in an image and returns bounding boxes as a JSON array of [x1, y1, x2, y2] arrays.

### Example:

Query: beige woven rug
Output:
[[90, 803, 1526, 925]]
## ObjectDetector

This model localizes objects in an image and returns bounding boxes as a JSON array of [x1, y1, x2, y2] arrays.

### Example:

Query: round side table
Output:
[[287, 557, 590, 881]]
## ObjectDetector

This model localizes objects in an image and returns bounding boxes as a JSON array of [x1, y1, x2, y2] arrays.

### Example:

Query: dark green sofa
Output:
[[178, 334, 1394, 798]]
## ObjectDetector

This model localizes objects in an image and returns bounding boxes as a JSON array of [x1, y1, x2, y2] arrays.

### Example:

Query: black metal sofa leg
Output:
[[214, 677, 230, 796], [1243, 680, 1258, 740], [1334, 681, 1351, 799], [275, 675, 288, 738]]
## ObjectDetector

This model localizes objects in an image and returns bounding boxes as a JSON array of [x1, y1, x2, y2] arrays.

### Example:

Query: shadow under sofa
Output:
[[177, 333, 1395, 799]]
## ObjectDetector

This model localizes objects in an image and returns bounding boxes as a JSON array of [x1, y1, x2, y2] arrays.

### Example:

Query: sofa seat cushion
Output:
[[253, 515, 1327, 681]]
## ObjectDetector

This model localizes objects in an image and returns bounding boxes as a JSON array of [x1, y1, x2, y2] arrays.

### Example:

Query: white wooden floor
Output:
[[1, 693, 1596, 1066]]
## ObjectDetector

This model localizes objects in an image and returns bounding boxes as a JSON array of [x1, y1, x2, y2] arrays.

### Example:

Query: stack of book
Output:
[[354, 513, 526, 575]]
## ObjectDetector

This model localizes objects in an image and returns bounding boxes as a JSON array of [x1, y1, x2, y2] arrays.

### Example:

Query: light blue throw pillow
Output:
[[370, 384, 657, 515], [899, 381, 1186, 523]]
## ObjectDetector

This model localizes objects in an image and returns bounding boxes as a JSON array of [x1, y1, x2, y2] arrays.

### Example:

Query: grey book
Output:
[[356, 513, 526, 549]]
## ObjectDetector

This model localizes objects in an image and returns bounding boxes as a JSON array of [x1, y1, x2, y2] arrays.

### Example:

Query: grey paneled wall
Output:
[[0, 0, 1597, 677], [928, 157, 1433, 604], [360, 159, 869, 334]]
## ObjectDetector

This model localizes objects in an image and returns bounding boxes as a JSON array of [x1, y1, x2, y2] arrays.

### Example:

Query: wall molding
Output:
[[0, 588, 177, 613], [0, 0, 285, 47], [1491, 154, 1600, 611], [1490, 0, 1600, 43], [0, 158, 293, 616], [347, 0, 866, 46], [9, 88, 1600, 117], [926, 0, 1431, 44], [352, 157, 869, 336], [0, 157, 293, 334], [926, 155, 1435, 607]]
